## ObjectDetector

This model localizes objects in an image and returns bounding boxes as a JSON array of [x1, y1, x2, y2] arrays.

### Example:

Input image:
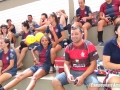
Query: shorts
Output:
[[30, 65, 50, 74], [55, 70, 99, 87], [80, 20, 92, 26], [59, 41, 64, 48], [6, 70, 17, 76]]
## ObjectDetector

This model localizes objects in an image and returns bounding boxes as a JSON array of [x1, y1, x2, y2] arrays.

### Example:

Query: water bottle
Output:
[[56, 65, 59, 76]]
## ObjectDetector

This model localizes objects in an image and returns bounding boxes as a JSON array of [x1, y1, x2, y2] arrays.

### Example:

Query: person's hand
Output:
[[33, 57, 39, 64], [75, 76, 85, 86], [67, 74, 75, 84], [2, 70, 5, 73], [82, 17, 87, 22], [104, 18, 109, 22], [52, 41, 57, 47]]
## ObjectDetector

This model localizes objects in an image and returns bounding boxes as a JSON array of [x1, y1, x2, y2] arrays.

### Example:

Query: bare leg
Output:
[[72, 22, 82, 28], [52, 78, 65, 90], [108, 76, 120, 90], [0, 73, 12, 84], [35, 25, 47, 33], [114, 17, 120, 25], [17, 47, 28, 67], [82, 22, 91, 40], [97, 20, 107, 32], [3, 69, 33, 90], [50, 44, 62, 64], [26, 69, 46, 90]]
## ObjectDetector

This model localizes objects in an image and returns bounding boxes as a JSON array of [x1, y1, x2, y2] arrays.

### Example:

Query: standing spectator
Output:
[[97, 0, 120, 46], [46, 12, 65, 72], [0, 38, 17, 88], [27, 15, 39, 32], [0, 25, 15, 48], [15, 21, 34, 69], [39, 13, 48, 26], [52, 26, 99, 90], [73, 0, 92, 40], [103, 22, 120, 90]]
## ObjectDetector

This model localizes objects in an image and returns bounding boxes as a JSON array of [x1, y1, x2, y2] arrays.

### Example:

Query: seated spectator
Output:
[[103, 22, 120, 90], [27, 15, 39, 32], [15, 21, 34, 69], [6, 19, 16, 34], [39, 13, 48, 26], [56, 10, 68, 29], [52, 26, 99, 90], [73, 0, 92, 40], [97, 0, 120, 46], [0, 25, 15, 48], [0, 38, 17, 88], [0, 34, 58, 90], [6, 19, 16, 46], [35, 14, 49, 34], [46, 12, 65, 72]]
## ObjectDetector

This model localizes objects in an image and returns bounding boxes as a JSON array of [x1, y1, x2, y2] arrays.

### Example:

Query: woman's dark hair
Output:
[[22, 20, 30, 29], [1, 24, 8, 34], [114, 21, 120, 38], [2, 38, 10, 49], [42, 13, 48, 18], [40, 35, 51, 47], [50, 12, 59, 24]]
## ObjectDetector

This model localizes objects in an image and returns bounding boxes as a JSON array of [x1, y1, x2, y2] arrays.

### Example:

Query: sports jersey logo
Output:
[[6, 57, 9, 60], [112, 5, 115, 7], [10, 53, 14, 58], [56, 29, 58, 32], [81, 52, 85, 57]]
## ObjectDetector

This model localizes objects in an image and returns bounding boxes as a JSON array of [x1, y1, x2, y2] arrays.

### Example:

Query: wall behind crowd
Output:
[[0, 0, 69, 33]]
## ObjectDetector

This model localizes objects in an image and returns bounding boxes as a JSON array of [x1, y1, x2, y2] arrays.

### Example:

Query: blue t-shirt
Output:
[[21, 30, 34, 40], [35, 44, 52, 66], [0, 49, 17, 72], [103, 38, 120, 64], [46, 24, 64, 40]]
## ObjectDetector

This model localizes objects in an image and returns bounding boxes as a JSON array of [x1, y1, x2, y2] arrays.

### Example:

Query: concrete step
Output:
[[3, 70, 105, 90], [88, 25, 114, 45]]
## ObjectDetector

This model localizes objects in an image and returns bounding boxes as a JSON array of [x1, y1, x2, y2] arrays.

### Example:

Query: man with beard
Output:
[[52, 26, 99, 90]]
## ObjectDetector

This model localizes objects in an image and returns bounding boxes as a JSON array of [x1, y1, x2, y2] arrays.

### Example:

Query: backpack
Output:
[[91, 11, 99, 26]]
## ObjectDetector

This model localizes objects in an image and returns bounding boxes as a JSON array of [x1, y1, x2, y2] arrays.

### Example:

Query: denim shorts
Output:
[[55, 70, 99, 87], [30, 64, 50, 74]]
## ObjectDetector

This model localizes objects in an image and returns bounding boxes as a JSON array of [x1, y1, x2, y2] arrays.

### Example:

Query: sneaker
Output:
[[97, 42, 104, 46]]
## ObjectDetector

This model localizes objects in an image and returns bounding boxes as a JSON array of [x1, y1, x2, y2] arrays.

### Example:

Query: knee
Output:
[[73, 22, 80, 26], [108, 76, 120, 84], [50, 48, 56, 54], [52, 78, 62, 87], [16, 74, 24, 80], [82, 26, 87, 30], [32, 74, 39, 81], [21, 48, 28, 52], [98, 20, 104, 26]]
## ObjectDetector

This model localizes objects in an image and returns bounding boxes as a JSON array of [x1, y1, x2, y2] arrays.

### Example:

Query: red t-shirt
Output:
[[2, 52, 9, 71], [80, 9, 86, 18], [65, 40, 99, 71], [36, 49, 47, 66]]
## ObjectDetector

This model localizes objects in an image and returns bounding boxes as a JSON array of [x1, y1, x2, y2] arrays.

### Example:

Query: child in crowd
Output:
[[0, 38, 17, 88]]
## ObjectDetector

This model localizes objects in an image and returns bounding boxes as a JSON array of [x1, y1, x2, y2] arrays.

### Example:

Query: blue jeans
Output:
[[55, 70, 99, 87]]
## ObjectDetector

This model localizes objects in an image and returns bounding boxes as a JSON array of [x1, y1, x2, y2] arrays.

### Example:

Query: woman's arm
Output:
[[103, 55, 120, 69], [8, 32, 13, 41], [0, 60, 3, 72], [58, 31, 66, 42], [8, 25, 14, 32], [2, 60, 14, 73]]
